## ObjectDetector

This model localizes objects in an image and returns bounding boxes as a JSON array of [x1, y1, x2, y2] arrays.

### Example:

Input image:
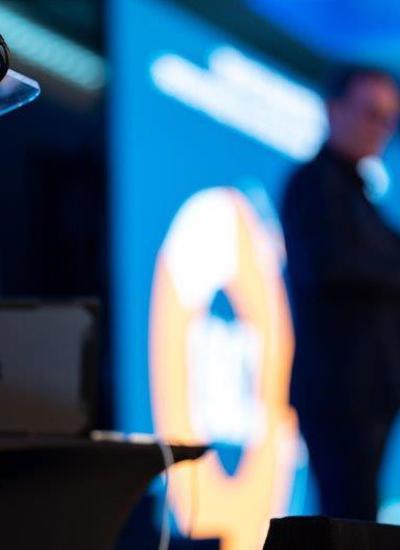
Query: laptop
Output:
[[0, 300, 99, 435]]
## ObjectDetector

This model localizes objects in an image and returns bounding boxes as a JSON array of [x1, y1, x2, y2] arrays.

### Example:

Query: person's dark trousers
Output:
[[301, 412, 397, 521]]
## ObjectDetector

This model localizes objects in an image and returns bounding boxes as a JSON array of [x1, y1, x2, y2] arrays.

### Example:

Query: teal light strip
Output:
[[0, 3, 106, 91]]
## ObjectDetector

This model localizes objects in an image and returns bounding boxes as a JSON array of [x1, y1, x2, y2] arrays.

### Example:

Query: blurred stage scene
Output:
[[3, 0, 400, 548]]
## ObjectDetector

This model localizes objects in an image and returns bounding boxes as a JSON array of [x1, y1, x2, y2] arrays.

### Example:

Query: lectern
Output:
[[0, 437, 207, 550]]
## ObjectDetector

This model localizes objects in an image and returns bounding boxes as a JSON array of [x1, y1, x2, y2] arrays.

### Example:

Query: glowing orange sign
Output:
[[150, 187, 297, 549]]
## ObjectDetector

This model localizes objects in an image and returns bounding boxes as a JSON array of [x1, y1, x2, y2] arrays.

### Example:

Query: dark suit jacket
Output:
[[281, 145, 400, 424]]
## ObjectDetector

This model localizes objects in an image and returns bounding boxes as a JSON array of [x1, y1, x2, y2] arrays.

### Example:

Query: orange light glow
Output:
[[150, 188, 298, 549]]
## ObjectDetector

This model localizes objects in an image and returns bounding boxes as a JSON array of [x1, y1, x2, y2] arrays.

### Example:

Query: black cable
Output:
[[0, 34, 10, 82]]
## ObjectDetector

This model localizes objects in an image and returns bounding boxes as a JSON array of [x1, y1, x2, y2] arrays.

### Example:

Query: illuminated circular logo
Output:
[[150, 186, 297, 549]]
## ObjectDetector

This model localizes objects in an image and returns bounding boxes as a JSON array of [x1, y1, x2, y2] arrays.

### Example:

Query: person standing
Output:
[[282, 67, 400, 520]]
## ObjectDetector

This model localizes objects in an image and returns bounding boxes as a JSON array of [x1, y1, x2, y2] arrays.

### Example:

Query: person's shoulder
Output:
[[280, 153, 329, 224], [283, 155, 322, 205], [287, 155, 322, 188]]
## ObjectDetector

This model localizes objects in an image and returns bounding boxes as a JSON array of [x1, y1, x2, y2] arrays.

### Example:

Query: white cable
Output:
[[91, 431, 175, 550], [157, 440, 175, 550]]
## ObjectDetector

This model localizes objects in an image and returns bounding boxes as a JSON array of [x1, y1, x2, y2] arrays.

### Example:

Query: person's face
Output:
[[328, 76, 400, 160]]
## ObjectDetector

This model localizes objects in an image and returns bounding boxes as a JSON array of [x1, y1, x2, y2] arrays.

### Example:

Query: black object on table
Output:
[[0, 436, 207, 550], [264, 516, 400, 550]]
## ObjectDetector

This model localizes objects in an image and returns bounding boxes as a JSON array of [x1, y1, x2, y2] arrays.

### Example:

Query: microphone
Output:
[[0, 34, 10, 82]]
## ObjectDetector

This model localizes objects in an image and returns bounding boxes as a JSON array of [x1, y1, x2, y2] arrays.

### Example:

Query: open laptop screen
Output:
[[0, 301, 98, 435]]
